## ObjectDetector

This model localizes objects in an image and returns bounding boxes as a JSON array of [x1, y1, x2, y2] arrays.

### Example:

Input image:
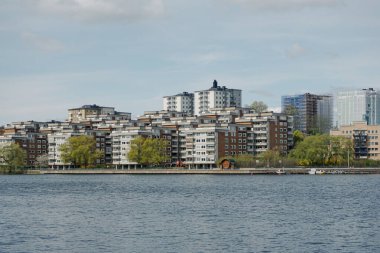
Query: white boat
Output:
[[308, 168, 325, 175], [276, 169, 286, 175], [316, 170, 325, 175]]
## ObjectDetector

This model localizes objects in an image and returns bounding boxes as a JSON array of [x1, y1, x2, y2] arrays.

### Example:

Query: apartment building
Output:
[[110, 126, 164, 169], [0, 121, 49, 166], [330, 121, 380, 160], [194, 80, 242, 116], [163, 92, 194, 115], [0, 106, 295, 169], [68, 104, 131, 123], [235, 112, 294, 156]]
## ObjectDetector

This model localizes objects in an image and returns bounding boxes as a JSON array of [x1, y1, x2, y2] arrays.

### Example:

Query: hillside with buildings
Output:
[[1, 81, 380, 169]]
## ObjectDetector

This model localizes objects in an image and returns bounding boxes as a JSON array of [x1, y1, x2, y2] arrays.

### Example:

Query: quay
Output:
[[27, 168, 380, 175]]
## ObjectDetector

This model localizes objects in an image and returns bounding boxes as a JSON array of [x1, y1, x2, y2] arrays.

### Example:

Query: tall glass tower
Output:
[[336, 88, 380, 127], [281, 93, 333, 134]]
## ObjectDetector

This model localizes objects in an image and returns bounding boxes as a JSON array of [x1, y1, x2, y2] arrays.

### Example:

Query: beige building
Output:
[[68, 104, 131, 123], [330, 121, 380, 160]]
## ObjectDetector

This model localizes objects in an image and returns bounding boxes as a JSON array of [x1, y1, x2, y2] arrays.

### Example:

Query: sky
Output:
[[0, 0, 379, 125]]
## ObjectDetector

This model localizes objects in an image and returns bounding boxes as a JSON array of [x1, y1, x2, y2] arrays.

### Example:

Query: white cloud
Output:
[[21, 32, 65, 52], [286, 43, 306, 58], [36, 0, 165, 22], [231, 0, 343, 10]]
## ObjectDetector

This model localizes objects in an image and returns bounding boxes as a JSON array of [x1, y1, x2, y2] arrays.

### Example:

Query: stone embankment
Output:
[[26, 168, 380, 175]]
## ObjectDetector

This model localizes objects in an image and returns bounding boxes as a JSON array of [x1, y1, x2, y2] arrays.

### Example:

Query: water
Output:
[[0, 175, 379, 253]]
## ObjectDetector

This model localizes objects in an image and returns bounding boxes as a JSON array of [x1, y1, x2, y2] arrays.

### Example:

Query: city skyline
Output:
[[1, 0, 380, 125]]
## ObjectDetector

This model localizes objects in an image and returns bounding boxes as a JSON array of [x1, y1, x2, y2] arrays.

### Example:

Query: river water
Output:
[[0, 174, 379, 253]]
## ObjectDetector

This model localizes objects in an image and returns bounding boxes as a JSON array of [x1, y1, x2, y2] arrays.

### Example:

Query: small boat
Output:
[[276, 169, 286, 175], [308, 168, 325, 175], [315, 170, 325, 175]]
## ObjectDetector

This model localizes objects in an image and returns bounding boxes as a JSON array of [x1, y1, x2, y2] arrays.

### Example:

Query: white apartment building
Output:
[[111, 127, 161, 169], [194, 80, 242, 116], [163, 92, 194, 115], [185, 125, 223, 169], [336, 88, 380, 127], [42, 122, 91, 168]]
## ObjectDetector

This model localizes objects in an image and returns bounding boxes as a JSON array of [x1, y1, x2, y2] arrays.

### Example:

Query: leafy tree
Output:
[[128, 136, 169, 166], [250, 101, 268, 113], [293, 130, 305, 147], [259, 149, 281, 167], [290, 134, 353, 166], [60, 135, 103, 168], [0, 143, 26, 172], [127, 136, 145, 165]]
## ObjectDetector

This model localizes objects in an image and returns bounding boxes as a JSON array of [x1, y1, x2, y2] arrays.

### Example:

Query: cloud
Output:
[[286, 43, 306, 58], [35, 0, 165, 22], [21, 32, 65, 52], [231, 0, 342, 11]]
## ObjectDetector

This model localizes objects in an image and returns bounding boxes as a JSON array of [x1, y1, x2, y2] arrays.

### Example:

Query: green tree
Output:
[[259, 149, 281, 167], [60, 135, 103, 168], [127, 136, 145, 165], [250, 101, 268, 113], [0, 143, 26, 172], [290, 134, 353, 166], [293, 130, 305, 147], [128, 136, 169, 166]]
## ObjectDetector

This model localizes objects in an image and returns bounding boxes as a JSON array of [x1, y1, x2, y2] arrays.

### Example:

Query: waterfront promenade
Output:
[[27, 168, 380, 175]]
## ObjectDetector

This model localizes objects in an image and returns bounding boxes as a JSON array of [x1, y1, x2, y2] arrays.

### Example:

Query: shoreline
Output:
[[24, 168, 380, 175]]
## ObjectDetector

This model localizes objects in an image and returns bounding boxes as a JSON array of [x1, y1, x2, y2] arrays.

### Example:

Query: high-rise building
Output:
[[163, 92, 194, 115], [336, 88, 380, 127], [282, 93, 333, 134], [194, 80, 242, 116]]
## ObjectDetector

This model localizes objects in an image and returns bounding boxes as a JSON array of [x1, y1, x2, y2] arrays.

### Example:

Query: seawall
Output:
[[26, 168, 380, 175]]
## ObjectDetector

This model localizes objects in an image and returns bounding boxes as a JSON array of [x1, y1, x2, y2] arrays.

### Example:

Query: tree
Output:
[[60, 135, 103, 168], [128, 136, 169, 166], [293, 130, 305, 147], [290, 134, 353, 166], [0, 143, 26, 172], [259, 149, 281, 167], [250, 101, 268, 113], [127, 136, 145, 165]]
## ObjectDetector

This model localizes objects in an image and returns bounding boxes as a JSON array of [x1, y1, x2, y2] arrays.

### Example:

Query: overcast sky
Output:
[[1, 0, 379, 125]]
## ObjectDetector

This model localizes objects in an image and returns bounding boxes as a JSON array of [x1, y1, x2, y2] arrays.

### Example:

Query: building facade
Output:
[[282, 93, 333, 134], [68, 104, 131, 123], [336, 88, 380, 127], [163, 92, 194, 115], [194, 80, 242, 116], [330, 121, 380, 160]]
